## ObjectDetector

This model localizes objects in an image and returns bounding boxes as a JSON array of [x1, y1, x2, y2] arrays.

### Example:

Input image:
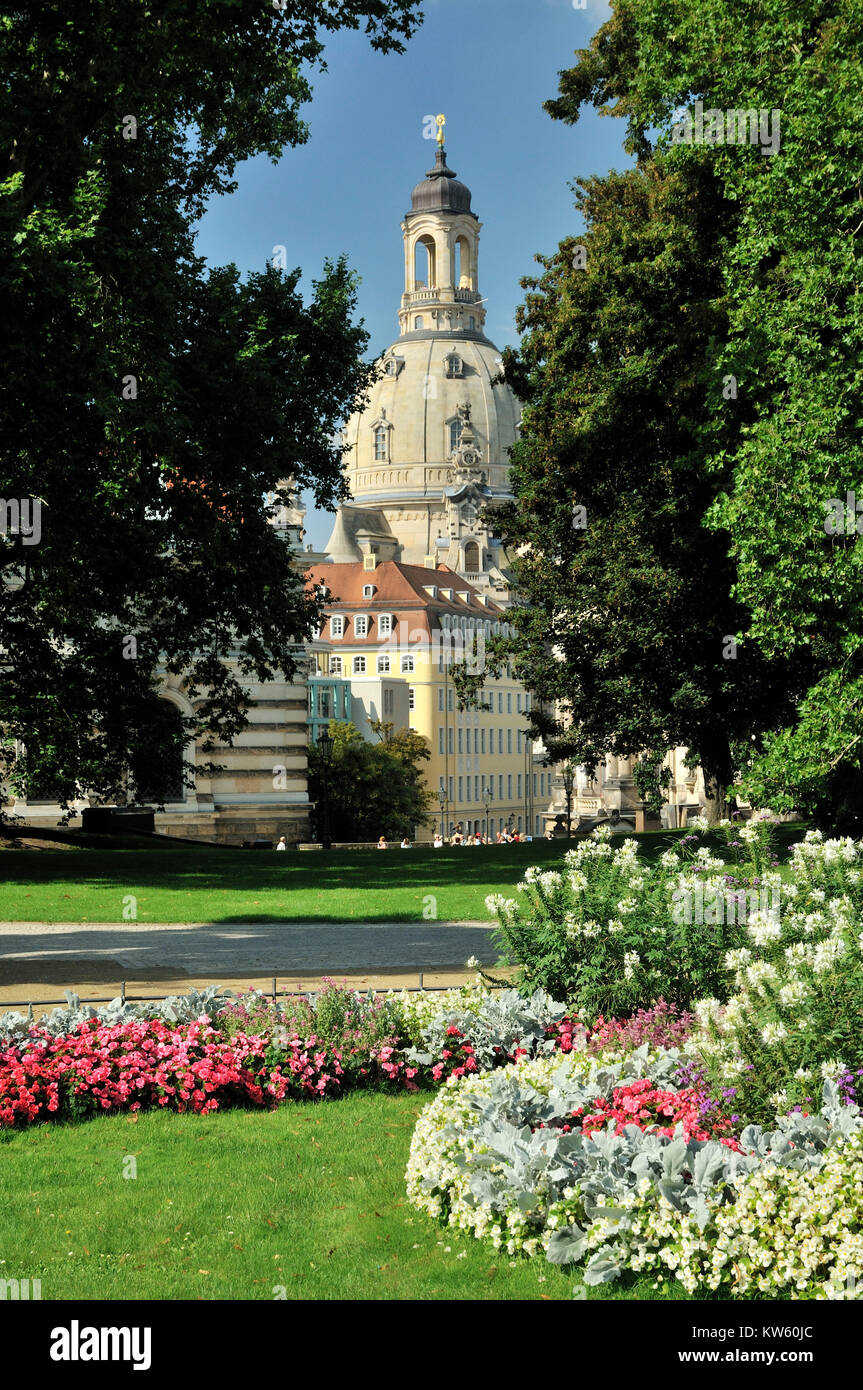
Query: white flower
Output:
[[761, 1022, 788, 1045], [660, 850, 680, 869], [465, 956, 479, 971], [623, 950, 640, 981], [747, 911, 782, 948]]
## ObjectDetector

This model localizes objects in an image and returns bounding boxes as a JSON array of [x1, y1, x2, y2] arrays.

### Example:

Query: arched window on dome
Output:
[[414, 316, 424, 330], [445, 354, 463, 378], [449, 418, 462, 453], [414, 236, 436, 290], [374, 426, 387, 461], [464, 541, 480, 574], [468, 316, 476, 331]]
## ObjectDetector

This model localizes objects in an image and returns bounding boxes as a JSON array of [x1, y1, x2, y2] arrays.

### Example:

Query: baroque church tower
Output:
[[325, 126, 521, 601]]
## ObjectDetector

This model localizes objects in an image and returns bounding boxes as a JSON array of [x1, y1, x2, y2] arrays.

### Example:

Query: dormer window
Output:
[[371, 411, 392, 462], [354, 615, 368, 638], [330, 615, 344, 639], [384, 356, 404, 378], [445, 354, 463, 378], [362, 584, 375, 599], [378, 614, 393, 636]]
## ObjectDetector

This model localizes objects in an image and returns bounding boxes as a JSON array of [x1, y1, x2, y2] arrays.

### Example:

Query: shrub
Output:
[[486, 821, 762, 1016], [694, 830, 863, 1123]]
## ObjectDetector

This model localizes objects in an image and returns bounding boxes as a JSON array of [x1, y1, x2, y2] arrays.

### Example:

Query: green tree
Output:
[[536, 0, 863, 829], [0, 0, 422, 815], [307, 721, 433, 842]]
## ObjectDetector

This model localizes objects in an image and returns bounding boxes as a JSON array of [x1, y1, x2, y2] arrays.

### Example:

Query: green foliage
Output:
[[696, 830, 863, 1125], [307, 720, 434, 841], [493, 0, 863, 830], [487, 824, 751, 1017], [0, 0, 422, 814]]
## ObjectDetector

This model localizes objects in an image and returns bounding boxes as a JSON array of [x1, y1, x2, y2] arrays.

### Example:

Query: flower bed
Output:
[[405, 1047, 863, 1297]]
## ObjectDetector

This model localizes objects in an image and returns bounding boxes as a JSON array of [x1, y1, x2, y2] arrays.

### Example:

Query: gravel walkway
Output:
[[0, 919, 497, 977]]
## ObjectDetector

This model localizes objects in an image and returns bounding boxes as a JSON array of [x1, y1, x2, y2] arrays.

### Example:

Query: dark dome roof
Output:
[[410, 148, 473, 215]]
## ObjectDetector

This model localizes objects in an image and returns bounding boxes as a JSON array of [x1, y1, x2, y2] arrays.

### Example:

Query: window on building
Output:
[[401, 653, 415, 673], [330, 616, 344, 639], [517, 693, 522, 713], [328, 656, 342, 675], [407, 687, 415, 711], [533, 773, 537, 795], [507, 729, 513, 754], [377, 653, 390, 674], [445, 354, 463, 378], [379, 614, 392, 637], [414, 316, 424, 330], [481, 728, 486, 755], [517, 815, 522, 833], [354, 615, 368, 638], [438, 727, 444, 755], [468, 316, 476, 330], [517, 774, 522, 799], [507, 692, 512, 714], [447, 689, 454, 712], [457, 728, 463, 754], [517, 731, 523, 754], [458, 776, 463, 802], [474, 775, 479, 800], [383, 688, 394, 715], [497, 692, 503, 714], [498, 729, 503, 754], [362, 584, 375, 599], [374, 426, 387, 461], [541, 772, 546, 796], [449, 418, 462, 453], [448, 727, 454, 755], [507, 774, 513, 799], [498, 774, 504, 799], [353, 655, 366, 675], [464, 540, 480, 573], [448, 775, 454, 802]]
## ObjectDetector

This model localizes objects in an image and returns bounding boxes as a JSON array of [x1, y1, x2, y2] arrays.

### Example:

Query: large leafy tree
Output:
[[307, 720, 433, 842], [0, 0, 423, 813], [489, 0, 863, 827]]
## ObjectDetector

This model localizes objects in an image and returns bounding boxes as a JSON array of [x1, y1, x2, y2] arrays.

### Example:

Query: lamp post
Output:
[[562, 761, 575, 839], [484, 781, 493, 839], [317, 729, 334, 851], [437, 784, 447, 840]]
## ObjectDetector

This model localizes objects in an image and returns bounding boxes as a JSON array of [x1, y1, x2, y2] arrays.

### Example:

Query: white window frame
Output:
[[330, 615, 344, 639], [377, 653, 391, 674], [328, 656, 342, 675], [354, 614, 368, 638], [378, 614, 392, 637], [401, 653, 415, 674], [353, 655, 366, 675]]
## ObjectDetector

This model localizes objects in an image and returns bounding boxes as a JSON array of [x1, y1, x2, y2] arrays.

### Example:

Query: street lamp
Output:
[[484, 780, 493, 838], [561, 761, 575, 839], [437, 784, 447, 840], [317, 729, 334, 851]]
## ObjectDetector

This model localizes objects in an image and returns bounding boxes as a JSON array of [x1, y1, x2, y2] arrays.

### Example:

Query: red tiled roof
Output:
[[305, 561, 504, 616]]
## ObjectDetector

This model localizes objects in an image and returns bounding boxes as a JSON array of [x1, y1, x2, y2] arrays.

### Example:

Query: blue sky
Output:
[[195, 0, 629, 549]]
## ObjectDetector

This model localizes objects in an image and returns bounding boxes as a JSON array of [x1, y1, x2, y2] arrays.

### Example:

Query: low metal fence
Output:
[[0, 972, 454, 1012]]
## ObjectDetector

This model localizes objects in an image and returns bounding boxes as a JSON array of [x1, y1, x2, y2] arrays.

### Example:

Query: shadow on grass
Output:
[[0, 825, 808, 924]]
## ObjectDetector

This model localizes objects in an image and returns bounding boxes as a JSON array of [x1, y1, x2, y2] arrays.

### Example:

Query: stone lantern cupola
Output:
[[399, 141, 486, 339]]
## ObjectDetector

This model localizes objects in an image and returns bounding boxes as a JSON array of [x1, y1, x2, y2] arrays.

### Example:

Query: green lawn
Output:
[[0, 825, 806, 924], [0, 1089, 694, 1301]]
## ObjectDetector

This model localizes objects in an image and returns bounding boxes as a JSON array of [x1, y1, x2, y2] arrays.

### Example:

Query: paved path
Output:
[[0, 920, 497, 977]]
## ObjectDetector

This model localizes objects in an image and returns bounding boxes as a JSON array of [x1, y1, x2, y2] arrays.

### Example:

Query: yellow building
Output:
[[307, 558, 551, 841]]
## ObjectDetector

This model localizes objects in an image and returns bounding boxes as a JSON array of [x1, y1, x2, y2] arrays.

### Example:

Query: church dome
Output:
[[410, 148, 473, 215]]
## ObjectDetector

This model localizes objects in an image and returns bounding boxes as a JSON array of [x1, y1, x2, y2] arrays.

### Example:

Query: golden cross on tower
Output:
[[435, 113, 446, 147]]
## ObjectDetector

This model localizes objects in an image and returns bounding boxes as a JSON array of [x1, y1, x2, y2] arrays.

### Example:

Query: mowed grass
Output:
[[0, 1089, 693, 1301], [0, 824, 807, 924]]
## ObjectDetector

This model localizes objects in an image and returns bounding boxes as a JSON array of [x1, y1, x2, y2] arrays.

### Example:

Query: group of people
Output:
[[434, 823, 525, 848], [374, 824, 527, 849]]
